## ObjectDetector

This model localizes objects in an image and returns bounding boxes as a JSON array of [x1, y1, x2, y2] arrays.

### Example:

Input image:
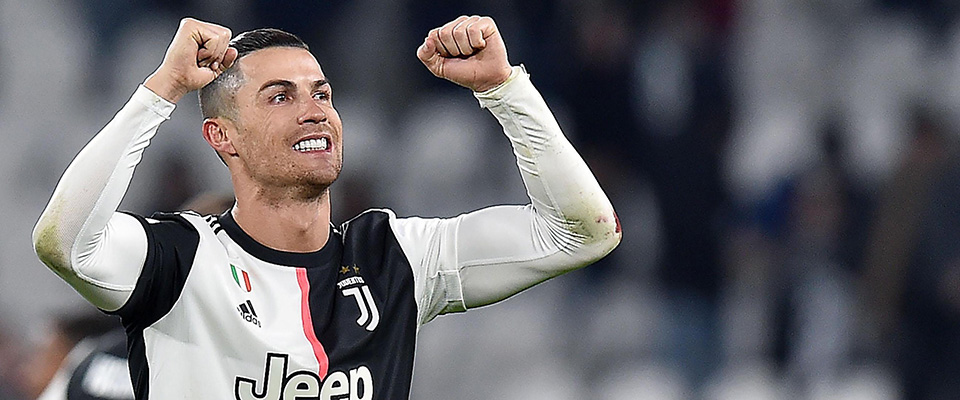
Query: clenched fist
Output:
[[144, 18, 238, 103], [417, 16, 512, 92]]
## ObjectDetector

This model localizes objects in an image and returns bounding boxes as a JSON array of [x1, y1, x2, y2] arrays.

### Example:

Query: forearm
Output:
[[32, 85, 171, 308], [475, 66, 620, 251], [456, 67, 621, 307]]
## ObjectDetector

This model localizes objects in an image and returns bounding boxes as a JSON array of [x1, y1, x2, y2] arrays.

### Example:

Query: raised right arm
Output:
[[32, 18, 235, 311]]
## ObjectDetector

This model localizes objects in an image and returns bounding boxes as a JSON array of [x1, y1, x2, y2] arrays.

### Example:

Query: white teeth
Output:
[[293, 137, 328, 152]]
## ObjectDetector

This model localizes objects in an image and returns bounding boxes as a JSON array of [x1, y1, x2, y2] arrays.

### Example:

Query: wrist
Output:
[[473, 65, 522, 95], [144, 69, 188, 104], [471, 66, 513, 93]]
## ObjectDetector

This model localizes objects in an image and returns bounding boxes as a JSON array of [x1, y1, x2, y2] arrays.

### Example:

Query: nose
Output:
[[298, 98, 327, 125]]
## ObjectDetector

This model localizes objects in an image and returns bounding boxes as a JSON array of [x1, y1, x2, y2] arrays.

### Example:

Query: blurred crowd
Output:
[[3, 0, 960, 398]]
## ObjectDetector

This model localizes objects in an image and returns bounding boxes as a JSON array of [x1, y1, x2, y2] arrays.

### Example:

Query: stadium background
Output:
[[2, 0, 960, 398]]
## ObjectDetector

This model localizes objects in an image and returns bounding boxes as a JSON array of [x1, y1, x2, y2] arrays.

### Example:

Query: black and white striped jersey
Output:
[[112, 208, 462, 399]]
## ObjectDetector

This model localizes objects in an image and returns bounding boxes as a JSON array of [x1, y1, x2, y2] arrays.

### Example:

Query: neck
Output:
[[231, 181, 332, 253]]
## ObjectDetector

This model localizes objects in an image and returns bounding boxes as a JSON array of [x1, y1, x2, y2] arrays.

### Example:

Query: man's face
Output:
[[228, 47, 343, 198]]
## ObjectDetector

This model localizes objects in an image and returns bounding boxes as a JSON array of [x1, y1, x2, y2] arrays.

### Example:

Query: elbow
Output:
[[557, 210, 621, 269], [586, 211, 622, 261], [33, 218, 68, 272]]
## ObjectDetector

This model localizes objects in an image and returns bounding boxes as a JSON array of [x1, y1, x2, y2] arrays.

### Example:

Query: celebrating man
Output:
[[33, 16, 620, 399]]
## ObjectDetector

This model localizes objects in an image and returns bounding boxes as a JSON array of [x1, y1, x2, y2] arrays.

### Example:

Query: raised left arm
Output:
[[401, 16, 620, 324], [458, 65, 621, 307]]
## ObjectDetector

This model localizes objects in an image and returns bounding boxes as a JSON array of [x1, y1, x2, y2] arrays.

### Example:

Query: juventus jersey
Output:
[[114, 209, 461, 399]]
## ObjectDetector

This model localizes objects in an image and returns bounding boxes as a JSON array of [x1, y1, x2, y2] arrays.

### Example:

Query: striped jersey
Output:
[[112, 208, 464, 400]]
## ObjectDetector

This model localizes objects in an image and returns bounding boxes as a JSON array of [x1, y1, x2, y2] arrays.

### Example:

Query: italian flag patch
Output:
[[231, 264, 252, 292]]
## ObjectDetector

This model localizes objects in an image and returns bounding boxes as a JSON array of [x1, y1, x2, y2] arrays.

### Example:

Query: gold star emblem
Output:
[[353, 266, 361, 274], [340, 266, 350, 274]]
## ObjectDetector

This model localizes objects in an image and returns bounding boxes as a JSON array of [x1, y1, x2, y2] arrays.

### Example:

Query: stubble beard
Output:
[[234, 118, 344, 206], [253, 156, 343, 206]]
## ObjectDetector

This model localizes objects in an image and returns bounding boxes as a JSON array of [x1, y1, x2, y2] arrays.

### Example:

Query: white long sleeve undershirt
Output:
[[32, 66, 621, 319]]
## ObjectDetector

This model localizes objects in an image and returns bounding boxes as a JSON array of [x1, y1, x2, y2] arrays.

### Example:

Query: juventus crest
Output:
[[337, 265, 380, 331]]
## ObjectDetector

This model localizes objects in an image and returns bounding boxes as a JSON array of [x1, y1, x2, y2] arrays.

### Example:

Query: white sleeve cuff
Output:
[[132, 85, 176, 119], [473, 65, 530, 107]]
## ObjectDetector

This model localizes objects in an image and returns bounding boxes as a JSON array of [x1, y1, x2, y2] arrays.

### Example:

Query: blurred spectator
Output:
[[863, 107, 954, 352], [151, 150, 201, 213], [626, 0, 735, 389], [0, 320, 26, 400], [61, 332, 132, 400], [17, 313, 118, 399], [884, 109, 960, 400], [778, 154, 856, 395]]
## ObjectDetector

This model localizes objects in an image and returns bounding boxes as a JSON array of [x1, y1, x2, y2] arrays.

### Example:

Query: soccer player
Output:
[[33, 16, 621, 399]]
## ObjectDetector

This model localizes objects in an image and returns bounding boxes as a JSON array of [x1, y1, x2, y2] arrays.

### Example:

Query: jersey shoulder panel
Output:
[[339, 209, 406, 272], [346, 209, 466, 325], [109, 211, 202, 328], [345, 208, 440, 259]]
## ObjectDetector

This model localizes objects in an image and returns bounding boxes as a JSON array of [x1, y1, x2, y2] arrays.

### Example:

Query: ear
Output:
[[202, 118, 238, 159]]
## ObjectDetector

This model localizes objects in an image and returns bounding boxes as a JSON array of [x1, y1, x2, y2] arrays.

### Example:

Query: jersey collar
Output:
[[219, 209, 341, 268]]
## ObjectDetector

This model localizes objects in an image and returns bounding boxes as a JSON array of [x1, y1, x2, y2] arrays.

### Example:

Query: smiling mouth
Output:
[[293, 137, 329, 152]]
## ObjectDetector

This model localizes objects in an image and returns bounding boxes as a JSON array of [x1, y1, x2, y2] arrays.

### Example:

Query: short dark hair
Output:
[[198, 28, 310, 120]]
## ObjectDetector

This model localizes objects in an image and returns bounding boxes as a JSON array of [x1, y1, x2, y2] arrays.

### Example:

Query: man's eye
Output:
[[313, 92, 329, 100], [271, 93, 288, 103]]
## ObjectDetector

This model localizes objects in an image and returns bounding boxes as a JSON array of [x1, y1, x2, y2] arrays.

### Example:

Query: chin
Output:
[[300, 170, 341, 196]]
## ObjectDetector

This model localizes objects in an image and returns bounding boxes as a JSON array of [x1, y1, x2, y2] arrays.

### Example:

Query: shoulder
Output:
[[342, 208, 395, 226], [338, 209, 395, 243], [342, 210, 454, 266], [147, 210, 206, 226], [133, 210, 222, 238], [340, 209, 448, 240]]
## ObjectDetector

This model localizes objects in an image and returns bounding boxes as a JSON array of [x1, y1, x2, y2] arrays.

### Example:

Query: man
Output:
[[33, 16, 620, 399]]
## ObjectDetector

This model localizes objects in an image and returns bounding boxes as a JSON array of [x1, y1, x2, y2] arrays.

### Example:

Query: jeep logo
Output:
[[235, 353, 373, 400]]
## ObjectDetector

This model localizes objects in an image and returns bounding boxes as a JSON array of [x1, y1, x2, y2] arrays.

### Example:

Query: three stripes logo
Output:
[[231, 264, 252, 292], [205, 214, 223, 234], [237, 300, 261, 328]]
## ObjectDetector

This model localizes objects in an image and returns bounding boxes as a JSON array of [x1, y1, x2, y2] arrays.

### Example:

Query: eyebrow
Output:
[[258, 79, 330, 93]]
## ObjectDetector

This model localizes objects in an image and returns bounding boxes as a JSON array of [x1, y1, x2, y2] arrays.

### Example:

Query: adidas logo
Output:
[[237, 300, 261, 328]]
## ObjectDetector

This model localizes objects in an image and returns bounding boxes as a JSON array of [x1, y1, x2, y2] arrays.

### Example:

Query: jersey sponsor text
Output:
[[236, 353, 373, 400]]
